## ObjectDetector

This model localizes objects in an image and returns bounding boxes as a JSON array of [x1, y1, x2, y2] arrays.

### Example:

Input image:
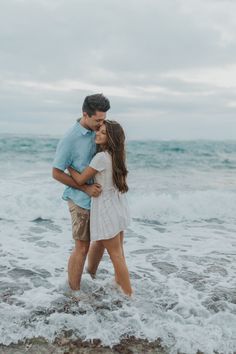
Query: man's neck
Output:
[[78, 116, 90, 130]]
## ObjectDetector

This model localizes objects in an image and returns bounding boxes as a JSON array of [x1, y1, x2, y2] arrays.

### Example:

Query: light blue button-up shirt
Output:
[[53, 119, 96, 209]]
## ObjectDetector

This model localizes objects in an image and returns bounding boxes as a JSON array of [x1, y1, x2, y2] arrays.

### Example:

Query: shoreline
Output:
[[0, 336, 167, 354]]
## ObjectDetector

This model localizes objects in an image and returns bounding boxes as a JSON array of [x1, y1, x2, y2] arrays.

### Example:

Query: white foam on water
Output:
[[1, 210, 236, 353], [1, 157, 236, 353], [129, 190, 236, 223], [1, 175, 236, 224]]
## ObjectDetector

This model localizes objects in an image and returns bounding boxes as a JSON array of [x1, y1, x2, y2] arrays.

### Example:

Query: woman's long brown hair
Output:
[[102, 120, 128, 193]]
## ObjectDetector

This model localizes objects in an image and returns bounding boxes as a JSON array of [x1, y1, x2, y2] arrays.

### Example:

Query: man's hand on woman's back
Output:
[[52, 168, 101, 197], [83, 184, 102, 197]]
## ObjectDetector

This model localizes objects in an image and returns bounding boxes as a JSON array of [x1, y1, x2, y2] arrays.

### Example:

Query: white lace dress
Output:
[[89, 151, 130, 241]]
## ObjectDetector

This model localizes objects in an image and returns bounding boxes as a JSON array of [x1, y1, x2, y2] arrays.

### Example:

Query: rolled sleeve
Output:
[[53, 138, 72, 171]]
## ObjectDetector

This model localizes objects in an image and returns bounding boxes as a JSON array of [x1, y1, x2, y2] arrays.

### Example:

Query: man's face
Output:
[[84, 111, 106, 131]]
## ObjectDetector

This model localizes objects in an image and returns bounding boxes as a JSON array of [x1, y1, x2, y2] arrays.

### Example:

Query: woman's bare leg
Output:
[[115, 231, 125, 284], [102, 233, 132, 296], [87, 241, 105, 278], [120, 231, 124, 258]]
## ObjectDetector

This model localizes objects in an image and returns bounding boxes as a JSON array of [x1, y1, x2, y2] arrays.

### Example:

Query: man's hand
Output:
[[52, 168, 102, 196], [84, 184, 102, 197]]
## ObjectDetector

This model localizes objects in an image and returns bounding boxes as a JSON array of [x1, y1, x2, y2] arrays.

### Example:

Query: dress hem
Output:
[[91, 227, 128, 241]]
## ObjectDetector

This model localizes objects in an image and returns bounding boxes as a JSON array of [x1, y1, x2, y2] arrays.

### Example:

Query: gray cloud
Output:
[[0, 0, 236, 139]]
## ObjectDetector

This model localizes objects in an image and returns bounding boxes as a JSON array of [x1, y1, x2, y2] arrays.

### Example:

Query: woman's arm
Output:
[[67, 166, 97, 185]]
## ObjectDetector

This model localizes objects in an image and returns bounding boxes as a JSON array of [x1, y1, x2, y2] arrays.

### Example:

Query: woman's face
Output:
[[95, 124, 108, 146]]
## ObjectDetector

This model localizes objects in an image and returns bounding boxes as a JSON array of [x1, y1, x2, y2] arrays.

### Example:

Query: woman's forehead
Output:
[[99, 124, 106, 132]]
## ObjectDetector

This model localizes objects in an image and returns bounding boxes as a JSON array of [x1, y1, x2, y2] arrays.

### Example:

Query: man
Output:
[[52, 93, 110, 293]]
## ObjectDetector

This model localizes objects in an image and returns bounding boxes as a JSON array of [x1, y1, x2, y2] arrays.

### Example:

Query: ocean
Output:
[[0, 135, 236, 354]]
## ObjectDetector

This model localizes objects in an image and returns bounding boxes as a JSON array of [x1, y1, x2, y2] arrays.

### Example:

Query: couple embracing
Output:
[[52, 94, 132, 298]]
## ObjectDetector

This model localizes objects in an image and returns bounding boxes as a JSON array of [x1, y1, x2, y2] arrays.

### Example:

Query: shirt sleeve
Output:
[[53, 137, 72, 171], [89, 152, 106, 172]]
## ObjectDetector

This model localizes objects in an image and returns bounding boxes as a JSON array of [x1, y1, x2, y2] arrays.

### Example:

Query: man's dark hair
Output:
[[82, 93, 110, 117]]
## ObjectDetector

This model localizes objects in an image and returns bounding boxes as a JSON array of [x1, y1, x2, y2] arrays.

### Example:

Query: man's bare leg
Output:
[[87, 241, 105, 278], [68, 240, 90, 290]]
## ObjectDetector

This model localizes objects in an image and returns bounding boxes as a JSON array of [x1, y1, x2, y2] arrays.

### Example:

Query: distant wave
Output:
[[129, 190, 236, 223]]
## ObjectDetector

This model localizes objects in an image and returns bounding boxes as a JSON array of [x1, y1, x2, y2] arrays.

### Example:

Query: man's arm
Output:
[[52, 168, 101, 197]]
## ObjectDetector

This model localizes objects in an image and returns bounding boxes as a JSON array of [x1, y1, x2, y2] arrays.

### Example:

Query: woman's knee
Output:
[[102, 234, 120, 248], [108, 251, 124, 262], [91, 241, 105, 252]]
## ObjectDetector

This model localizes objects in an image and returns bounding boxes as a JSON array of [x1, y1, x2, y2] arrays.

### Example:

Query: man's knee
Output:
[[75, 240, 90, 257]]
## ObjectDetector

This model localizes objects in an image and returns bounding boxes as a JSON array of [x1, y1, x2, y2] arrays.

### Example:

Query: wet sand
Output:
[[0, 336, 166, 354]]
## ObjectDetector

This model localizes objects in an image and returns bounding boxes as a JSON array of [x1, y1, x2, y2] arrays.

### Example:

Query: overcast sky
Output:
[[0, 0, 236, 140]]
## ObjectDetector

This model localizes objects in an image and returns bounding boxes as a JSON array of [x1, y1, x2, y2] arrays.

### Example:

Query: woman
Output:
[[68, 120, 132, 296]]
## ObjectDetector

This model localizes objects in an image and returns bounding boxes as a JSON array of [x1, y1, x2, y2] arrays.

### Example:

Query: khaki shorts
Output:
[[68, 200, 90, 242]]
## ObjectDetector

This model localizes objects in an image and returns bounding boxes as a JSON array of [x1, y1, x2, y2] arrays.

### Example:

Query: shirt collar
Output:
[[76, 118, 92, 135]]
